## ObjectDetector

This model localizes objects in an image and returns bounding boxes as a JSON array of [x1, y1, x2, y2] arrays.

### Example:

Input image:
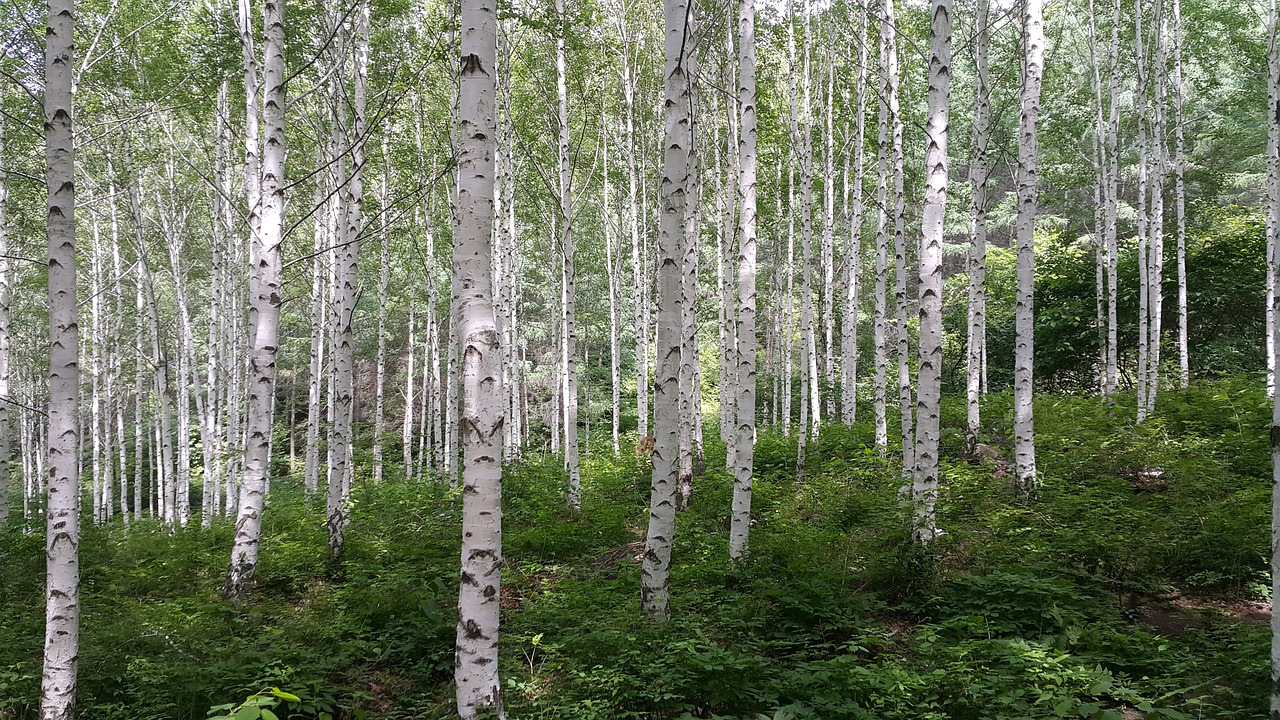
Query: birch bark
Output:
[[966, 0, 991, 452], [842, 9, 868, 427], [1013, 0, 1043, 492], [913, 0, 950, 543], [872, 0, 892, 454], [881, 0, 911, 475], [642, 0, 691, 620], [226, 0, 287, 599], [41, 0, 80, 709], [0, 114, 12, 527], [453, 0, 504, 708], [556, 0, 581, 508], [1173, 0, 1188, 388], [730, 0, 757, 561], [1268, 1, 1280, 708]]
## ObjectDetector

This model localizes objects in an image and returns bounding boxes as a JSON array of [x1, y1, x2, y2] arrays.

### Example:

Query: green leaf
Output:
[[232, 707, 260, 720], [260, 710, 279, 720]]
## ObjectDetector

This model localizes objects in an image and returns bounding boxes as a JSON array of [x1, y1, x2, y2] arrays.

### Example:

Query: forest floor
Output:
[[0, 378, 1273, 719]]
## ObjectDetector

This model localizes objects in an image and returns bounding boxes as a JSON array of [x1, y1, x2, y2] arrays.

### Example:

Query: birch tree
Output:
[[1268, 1, 1280, 708], [841, 6, 868, 427], [642, 0, 692, 621], [1013, 0, 1043, 492], [913, 0, 950, 542], [226, 0, 287, 599], [730, 0, 757, 562], [41, 0, 80, 713], [965, 0, 992, 453], [0, 109, 9, 529], [872, 0, 893, 455], [557, 0, 582, 508], [453, 0, 505, 707]]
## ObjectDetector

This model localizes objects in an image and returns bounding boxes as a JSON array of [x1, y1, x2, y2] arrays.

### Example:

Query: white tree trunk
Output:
[[1136, 0, 1151, 421], [1105, 0, 1120, 395], [226, 0, 286, 599], [127, 172, 176, 524], [1147, 0, 1166, 415], [403, 307, 417, 477], [622, 46, 649, 441], [328, 0, 368, 559], [557, 0, 581, 508], [800, 0, 820, 442], [879, 0, 911, 476], [0, 114, 9, 527], [841, 8, 868, 427], [820, 41, 835, 420], [643, 0, 692, 621], [966, 0, 991, 451], [1267, 0, 1280, 707], [453, 0, 504, 709], [913, 0, 950, 543], [41, 0, 80, 710], [872, 0, 892, 455], [1173, 0, 1188, 388], [730, 0, 757, 561], [678, 110, 701, 510], [374, 137, 390, 484], [1013, 0, 1043, 492], [604, 111, 622, 455]]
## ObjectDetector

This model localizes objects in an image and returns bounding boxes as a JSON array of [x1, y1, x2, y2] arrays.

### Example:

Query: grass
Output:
[[0, 377, 1272, 719]]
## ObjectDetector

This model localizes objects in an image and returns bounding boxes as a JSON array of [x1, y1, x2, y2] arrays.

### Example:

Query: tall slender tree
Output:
[[1013, 0, 1043, 491], [966, 0, 992, 452], [453, 0, 504, 709], [41, 0, 80, 710], [913, 0, 951, 542], [226, 0, 288, 599], [730, 0, 757, 562], [642, 0, 692, 621]]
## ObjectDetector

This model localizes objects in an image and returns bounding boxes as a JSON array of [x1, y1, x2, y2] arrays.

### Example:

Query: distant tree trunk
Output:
[[403, 307, 417, 477], [557, 0, 581, 508], [622, 41, 649, 441], [1146, 0, 1166, 415], [127, 169, 176, 524], [161, 170, 198, 528], [1105, 0, 1121, 396], [1173, 0, 1188, 388], [886, 0, 911, 477], [800, 0, 820, 443], [821, 32, 836, 417], [603, 111, 622, 455], [0, 112, 8, 528], [678, 109, 701, 510], [1088, 0, 1108, 395], [1267, 1, 1280, 707], [1136, 0, 1151, 421], [1013, 0, 1043, 492], [872, 0, 892, 455], [966, 0, 991, 452], [41, 0, 80, 709], [328, 0, 368, 560], [913, 0, 950, 543], [374, 137, 390, 484], [226, 0, 287, 599], [643, 0, 692, 621], [90, 211, 105, 526], [453, 0, 504, 709], [730, 0, 758, 561], [842, 9, 868, 427]]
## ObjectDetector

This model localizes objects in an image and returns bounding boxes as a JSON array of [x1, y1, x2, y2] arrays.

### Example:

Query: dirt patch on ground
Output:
[[1136, 594, 1270, 637]]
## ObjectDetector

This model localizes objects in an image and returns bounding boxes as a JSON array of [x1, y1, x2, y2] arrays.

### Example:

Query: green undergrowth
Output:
[[0, 378, 1271, 718]]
